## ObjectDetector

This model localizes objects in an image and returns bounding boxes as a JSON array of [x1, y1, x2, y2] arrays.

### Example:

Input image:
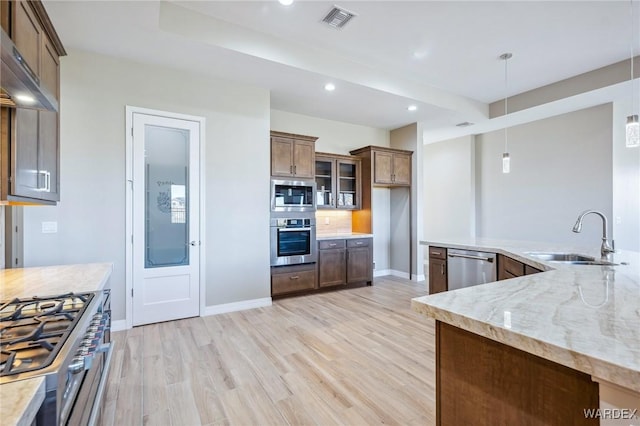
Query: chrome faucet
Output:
[[572, 210, 615, 260]]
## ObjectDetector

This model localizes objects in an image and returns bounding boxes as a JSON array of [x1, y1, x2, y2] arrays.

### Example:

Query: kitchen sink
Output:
[[525, 252, 619, 266], [525, 252, 595, 262]]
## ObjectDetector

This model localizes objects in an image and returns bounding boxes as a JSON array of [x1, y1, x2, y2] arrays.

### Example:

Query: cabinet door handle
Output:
[[294, 165, 297, 174], [290, 276, 300, 280], [440, 264, 445, 275], [290, 165, 293, 174]]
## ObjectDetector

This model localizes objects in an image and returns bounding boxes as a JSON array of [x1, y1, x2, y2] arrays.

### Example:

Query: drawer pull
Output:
[[329, 244, 337, 247], [432, 251, 441, 256], [290, 276, 300, 280], [355, 242, 363, 245]]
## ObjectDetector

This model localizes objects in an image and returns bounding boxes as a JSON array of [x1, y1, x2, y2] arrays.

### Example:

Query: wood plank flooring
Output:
[[100, 276, 436, 426]]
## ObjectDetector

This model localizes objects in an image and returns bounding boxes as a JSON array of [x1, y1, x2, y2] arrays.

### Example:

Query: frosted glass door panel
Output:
[[145, 125, 190, 268]]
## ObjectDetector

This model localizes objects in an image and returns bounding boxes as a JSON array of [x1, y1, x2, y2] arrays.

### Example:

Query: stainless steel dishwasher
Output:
[[447, 248, 497, 290]]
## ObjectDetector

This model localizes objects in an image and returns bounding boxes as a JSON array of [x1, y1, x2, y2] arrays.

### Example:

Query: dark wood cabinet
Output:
[[346, 239, 372, 283], [318, 240, 347, 287], [436, 321, 599, 425], [271, 263, 317, 296], [350, 146, 413, 188], [315, 152, 361, 210], [270, 131, 317, 179], [318, 237, 373, 288], [498, 254, 543, 280], [429, 246, 447, 294], [1, 0, 65, 204]]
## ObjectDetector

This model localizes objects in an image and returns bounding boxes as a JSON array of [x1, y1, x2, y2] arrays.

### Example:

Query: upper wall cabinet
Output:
[[350, 146, 413, 187], [270, 131, 317, 179], [1, 0, 66, 205], [315, 153, 361, 210]]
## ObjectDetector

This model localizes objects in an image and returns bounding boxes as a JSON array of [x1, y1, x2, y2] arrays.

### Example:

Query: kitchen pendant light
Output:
[[627, 0, 640, 147], [500, 53, 513, 173]]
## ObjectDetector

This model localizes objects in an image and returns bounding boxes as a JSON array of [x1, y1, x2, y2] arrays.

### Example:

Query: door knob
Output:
[[187, 241, 199, 246]]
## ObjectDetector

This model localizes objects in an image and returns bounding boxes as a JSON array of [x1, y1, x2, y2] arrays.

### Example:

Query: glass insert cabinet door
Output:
[[145, 125, 190, 268], [315, 155, 359, 209]]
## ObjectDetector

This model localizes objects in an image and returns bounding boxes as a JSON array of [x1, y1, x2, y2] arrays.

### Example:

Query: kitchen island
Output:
[[412, 239, 639, 425], [0, 263, 113, 426]]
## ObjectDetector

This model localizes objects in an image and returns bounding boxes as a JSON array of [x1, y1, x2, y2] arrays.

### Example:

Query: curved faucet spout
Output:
[[571, 210, 615, 259]]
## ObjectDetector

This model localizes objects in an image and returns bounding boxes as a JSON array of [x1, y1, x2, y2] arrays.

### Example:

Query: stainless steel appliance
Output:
[[270, 215, 317, 266], [0, 289, 112, 426], [271, 179, 316, 213], [447, 249, 497, 291], [1, 28, 58, 111]]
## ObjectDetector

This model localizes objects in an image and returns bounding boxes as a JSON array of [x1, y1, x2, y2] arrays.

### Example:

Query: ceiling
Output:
[[42, 1, 637, 132]]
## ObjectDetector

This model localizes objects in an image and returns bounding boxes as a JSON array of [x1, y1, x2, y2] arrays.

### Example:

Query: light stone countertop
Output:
[[0, 377, 45, 426], [412, 238, 640, 393], [0, 262, 114, 300], [316, 233, 373, 240], [1, 263, 114, 426]]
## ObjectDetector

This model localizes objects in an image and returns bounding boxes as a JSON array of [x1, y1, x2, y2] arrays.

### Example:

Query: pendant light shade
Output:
[[627, 115, 640, 147]]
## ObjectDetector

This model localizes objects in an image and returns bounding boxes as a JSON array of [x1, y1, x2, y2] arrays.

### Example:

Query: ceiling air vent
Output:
[[322, 5, 357, 29]]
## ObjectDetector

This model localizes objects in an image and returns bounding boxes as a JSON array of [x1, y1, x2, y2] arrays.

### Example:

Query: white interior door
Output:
[[131, 111, 200, 326]]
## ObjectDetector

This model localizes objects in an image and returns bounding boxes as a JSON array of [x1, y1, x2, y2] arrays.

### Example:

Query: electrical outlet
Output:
[[42, 221, 58, 233], [615, 216, 622, 225], [324, 217, 330, 225]]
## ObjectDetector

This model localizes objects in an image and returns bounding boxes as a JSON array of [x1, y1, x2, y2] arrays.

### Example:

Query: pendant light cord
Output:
[[632, 0, 636, 113], [504, 55, 509, 153]]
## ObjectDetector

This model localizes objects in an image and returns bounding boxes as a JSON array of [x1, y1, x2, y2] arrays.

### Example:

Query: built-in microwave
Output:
[[271, 179, 316, 212]]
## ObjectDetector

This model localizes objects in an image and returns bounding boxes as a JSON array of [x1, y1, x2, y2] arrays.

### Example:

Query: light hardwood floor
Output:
[[100, 276, 436, 426]]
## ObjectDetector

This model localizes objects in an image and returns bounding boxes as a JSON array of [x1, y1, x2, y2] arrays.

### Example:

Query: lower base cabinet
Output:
[[429, 246, 447, 294], [498, 254, 543, 280], [318, 237, 373, 288], [271, 263, 317, 296]]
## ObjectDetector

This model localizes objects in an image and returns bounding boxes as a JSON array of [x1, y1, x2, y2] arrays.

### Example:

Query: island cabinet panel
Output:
[[270, 131, 317, 179], [436, 321, 599, 426], [429, 246, 447, 294]]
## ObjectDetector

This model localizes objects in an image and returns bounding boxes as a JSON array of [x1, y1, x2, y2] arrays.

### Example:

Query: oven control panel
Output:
[[68, 312, 110, 374]]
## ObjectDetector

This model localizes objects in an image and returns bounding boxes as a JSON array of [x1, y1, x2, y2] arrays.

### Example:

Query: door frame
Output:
[[124, 106, 206, 330]]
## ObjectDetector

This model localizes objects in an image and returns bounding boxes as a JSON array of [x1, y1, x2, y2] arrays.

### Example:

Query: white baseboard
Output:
[[374, 269, 392, 277], [412, 274, 426, 282], [111, 319, 128, 332], [204, 297, 272, 316], [374, 269, 412, 280]]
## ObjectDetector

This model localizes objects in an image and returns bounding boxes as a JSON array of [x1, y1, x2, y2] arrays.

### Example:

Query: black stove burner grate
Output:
[[0, 292, 94, 377]]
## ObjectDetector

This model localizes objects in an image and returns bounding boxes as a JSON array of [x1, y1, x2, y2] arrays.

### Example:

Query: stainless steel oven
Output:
[[270, 215, 317, 266], [1, 289, 113, 426], [271, 179, 316, 213]]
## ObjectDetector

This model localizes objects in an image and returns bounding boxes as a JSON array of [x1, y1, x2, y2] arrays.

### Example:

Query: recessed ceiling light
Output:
[[407, 105, 417, 111], [278, 0, 293, 5], [324, 83, 336, 92], [15, 94, 35, 104]]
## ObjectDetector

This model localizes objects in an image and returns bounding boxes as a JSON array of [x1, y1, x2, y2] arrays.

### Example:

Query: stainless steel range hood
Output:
[[1, 28, 58, 112]]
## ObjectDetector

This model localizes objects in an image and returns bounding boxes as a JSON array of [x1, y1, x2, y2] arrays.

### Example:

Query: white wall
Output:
[[423, 135, 476, 240], [475, 104, 613, 246], [23, 50, 271, 321], [612, 99, 640, 251], [270, 109, 393, 271]]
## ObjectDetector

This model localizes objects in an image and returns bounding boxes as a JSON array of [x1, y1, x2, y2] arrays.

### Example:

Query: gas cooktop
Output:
[[0, 292, 94, 376]]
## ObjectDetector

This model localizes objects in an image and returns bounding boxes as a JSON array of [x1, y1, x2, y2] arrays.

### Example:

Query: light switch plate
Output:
[[42, 221, 58, 233]]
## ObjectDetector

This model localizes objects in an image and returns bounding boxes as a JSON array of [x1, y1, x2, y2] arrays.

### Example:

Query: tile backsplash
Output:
[[316, 210, 352, 234]]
